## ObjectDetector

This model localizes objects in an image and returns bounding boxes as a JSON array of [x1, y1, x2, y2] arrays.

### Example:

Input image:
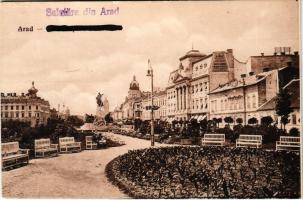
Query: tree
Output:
[[275, 88, 293, 130], [85, 114, 95, 123], [289, 128, 299, 136], [280, 116, 289, 132], [224, 117, 234, 127], [134, 118, 142, 131], [105, 113, 114, 124], [172, 120, 178, 129], [199, 119, 207, 131], [66, 115, 84, 127], [190, 119, 200, 137], [236, 118, 243, 124], [248, 117, 258, 125], [261, 116, 273, 127], [212, 118, 217, 127], [207, 120, 216, 132]]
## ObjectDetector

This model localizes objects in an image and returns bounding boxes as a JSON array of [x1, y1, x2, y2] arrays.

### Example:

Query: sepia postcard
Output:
[[0, 0, 301, 199]]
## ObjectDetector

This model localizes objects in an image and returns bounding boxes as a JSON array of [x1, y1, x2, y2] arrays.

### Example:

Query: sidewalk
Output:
[[2, 132, 167, 198]]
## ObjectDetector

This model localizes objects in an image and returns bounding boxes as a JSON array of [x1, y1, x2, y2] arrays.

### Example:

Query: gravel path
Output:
[[2, 132, 168, 198]]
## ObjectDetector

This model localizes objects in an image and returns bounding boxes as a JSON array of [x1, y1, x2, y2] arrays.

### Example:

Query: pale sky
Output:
[[0, 0, 299, 116]]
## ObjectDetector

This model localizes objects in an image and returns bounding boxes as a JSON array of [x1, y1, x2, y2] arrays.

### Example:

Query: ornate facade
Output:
[[1, 82, 50, 127], [166, 49, 236, 122], [113, 47, 300, 131], [117, 76, 143, 120]]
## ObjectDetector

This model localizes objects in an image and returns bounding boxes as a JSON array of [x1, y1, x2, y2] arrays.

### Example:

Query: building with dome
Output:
[[117, 75, 144, 120], [113, 75, 167, 122], [166, 48, 236, 122], [1, 82, 50, 127]]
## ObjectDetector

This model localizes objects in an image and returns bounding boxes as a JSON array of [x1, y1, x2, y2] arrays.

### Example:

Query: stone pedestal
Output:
[[94, 106, 108, 126]]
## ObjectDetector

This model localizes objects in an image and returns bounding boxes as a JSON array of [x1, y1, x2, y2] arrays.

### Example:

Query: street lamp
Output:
[[241, 74, 247, 125], [147, 59, 155, 146]]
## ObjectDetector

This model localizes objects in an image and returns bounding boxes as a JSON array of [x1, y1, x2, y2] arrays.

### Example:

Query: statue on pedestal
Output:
[[94, 92, 109, 126], [96, 92, 104, 107]]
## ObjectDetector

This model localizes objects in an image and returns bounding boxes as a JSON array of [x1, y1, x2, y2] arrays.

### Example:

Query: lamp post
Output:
[[241, 74, 247, 125], [147, 59, 155, 146]]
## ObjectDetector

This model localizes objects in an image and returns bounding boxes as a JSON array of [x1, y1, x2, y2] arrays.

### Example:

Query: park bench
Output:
[[59, 137, 81, 153], [85, 136, 98, 150], [202, 134, 225, 146], [236, 135, 262, 148], [2, 142, 29, 170], [276, 136, 300, 152], [35, 138, 58, 158]]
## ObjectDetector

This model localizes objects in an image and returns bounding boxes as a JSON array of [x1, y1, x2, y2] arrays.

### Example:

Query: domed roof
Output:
[[28, 81, 38, 97], [180, 49, 206, 60], [185, 49, 205, 57], [129, 75, 139, 90]]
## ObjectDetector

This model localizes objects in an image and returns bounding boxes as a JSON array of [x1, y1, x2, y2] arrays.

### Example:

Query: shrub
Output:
[[248, 117, 258, 125], [199, 119, 207, 130], [261, 116, 273, 126], [289, 128, 299, 136], [216, 127, 235, 141], [258, 125, 280, 144], [236, 118, 243, 124], [241, 125, 256, 135], [224, 117, 234, 124]]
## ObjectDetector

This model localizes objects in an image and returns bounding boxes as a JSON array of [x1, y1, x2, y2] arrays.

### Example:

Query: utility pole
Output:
[[241, 74, 247, 125], [147, 59, 155, 146]]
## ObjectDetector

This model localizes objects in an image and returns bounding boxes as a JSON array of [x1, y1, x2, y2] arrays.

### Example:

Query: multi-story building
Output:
[[112, 106, 123, 121], [209, 64, 299, 130], [117, 76, 144, 120], [166, 49, 238, 122], [113, 47, 300, 130], [1, 82, 50, 127], [141, 89, 166, 121]]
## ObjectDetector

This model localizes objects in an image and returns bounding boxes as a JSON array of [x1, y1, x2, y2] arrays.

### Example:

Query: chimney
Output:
[[249, 72, 255, 76], [294, 51, 298, 56], [261, 53, 264, 56]]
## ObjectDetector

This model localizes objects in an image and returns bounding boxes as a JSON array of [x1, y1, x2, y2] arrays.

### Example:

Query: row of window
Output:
[[154, 99, 166, 107], [1, 111, 40, 118], [193, 63, 208, 77], [167, 83, 209, 99], [191, 82, 208, 94], [142, 110, 167, 119], [210, 95, 257, 112], [192, 98, 208, 110], [195, 63, 208, 71], [167, 91, 176, 99], [1, 105, 39, 111]]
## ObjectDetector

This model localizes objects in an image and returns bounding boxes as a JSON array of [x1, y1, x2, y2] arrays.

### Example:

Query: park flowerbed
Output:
[[105, 146, 300, 198]]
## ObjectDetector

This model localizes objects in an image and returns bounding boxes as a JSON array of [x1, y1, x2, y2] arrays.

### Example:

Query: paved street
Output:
[[2, 132, 167, 198]]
